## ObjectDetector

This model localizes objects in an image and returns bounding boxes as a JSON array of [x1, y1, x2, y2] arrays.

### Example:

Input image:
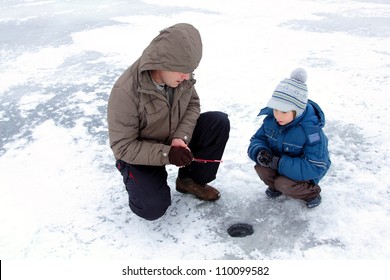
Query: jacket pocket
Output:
[[264, 126, 274, 138], [282, 142, 303, 157], [264, 126, 277, 150], [141, 101, 170, 140]]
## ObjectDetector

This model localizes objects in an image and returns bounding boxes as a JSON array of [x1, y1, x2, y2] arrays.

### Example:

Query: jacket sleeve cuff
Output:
[[161, 145, 171, 165], [271, 156, 280, 170]]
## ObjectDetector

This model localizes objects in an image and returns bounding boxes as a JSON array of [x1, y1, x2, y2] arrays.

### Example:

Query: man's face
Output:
[[158, 71, 190, 88]]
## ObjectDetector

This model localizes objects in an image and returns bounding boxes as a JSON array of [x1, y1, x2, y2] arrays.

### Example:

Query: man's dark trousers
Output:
[[116, 111, 230, 221]]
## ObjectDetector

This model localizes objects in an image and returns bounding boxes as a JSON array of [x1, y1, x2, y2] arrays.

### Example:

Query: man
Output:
[[107, 23, 230, 221]]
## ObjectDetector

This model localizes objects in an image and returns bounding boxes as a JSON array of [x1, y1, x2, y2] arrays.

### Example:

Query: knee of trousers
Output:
[[214, 111, 230, 132], [128, 189, 171, 221], [254, 165, 276, 182], [212, 112, 230, 143], [204, 111, 230, 130]]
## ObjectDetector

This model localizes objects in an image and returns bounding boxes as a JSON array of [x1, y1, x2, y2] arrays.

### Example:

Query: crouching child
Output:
[[247, 68, 331, 208]]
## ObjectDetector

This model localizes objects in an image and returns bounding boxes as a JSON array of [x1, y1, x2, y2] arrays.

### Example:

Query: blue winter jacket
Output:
[[248, 100, 331, 184]]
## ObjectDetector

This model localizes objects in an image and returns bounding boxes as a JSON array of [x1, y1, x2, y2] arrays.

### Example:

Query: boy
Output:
[[247, 68, 331, 208]]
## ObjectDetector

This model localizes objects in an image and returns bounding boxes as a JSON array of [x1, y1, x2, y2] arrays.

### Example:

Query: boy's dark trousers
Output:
[[254, 165, 321, 201], [116, 111, 230, 221]]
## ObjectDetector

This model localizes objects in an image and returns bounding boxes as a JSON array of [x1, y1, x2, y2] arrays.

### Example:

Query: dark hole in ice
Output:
[[227, 223, 254, 237]]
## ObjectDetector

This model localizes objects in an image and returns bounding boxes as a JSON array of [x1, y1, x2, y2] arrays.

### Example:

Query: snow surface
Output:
[[1, 0, 390, 260]]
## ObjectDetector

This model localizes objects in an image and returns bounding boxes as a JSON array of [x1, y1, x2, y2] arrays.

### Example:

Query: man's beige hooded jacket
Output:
[[107, 23, 202, 166]]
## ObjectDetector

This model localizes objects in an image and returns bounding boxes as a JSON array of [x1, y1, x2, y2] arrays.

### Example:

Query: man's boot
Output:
[[176, 177, 220, 201]]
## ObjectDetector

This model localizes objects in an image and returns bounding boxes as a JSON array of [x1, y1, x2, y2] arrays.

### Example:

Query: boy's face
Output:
[[273, 109, 295, 126]]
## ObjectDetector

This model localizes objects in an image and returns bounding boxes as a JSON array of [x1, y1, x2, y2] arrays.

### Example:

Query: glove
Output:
[[257, 150, 280, 170], [257, 150, 273, 167], [168, 146, 194, 167]]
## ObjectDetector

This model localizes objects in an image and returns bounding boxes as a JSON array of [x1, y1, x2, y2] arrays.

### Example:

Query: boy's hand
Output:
[[257, 150, 273, 166], [257, 150, 280, 170]]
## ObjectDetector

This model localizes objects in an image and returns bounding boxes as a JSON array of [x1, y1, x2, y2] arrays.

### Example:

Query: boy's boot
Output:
[[176, 177, 220, 201], [306, 194, 322, 208], [265, 187, 282, 198]]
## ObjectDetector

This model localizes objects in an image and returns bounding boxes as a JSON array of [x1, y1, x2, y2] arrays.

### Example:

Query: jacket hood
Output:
[[139, 23, 203, 74], [258, 99, 326, 128], [302, 100, 326, 128]]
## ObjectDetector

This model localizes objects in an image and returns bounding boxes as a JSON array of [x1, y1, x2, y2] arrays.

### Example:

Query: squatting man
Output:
[[107, 23, 230, 221]]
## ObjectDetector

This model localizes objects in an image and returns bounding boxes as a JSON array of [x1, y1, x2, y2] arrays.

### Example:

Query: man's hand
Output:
[[171, 138, 187, 148], [168, 146, 194, 167]]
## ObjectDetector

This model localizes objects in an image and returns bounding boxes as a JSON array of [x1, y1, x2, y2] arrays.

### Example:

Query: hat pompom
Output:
[[290, 68, 307, 83]]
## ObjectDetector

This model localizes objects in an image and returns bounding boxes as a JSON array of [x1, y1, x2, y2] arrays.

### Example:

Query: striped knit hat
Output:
[[267, 68, 308, 118]]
